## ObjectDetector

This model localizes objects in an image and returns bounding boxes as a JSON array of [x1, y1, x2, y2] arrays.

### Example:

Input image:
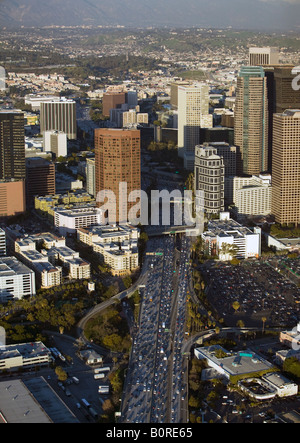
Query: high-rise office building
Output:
[[249, 47, 279, 66], [86, 157, 95, 197], [194, 145, 225, 215], [264, 65, 300, 172], [234, 66, 269, 175], [170, 81, 190, 109], [43, 130, 67, 157], [273, 67, 300, 114], [40, 99, 77, 140], [0, 228, 6, 256], [0, 180, 26, 217], [177, 84, 212, 169], [95, 128, 141, 224], [102, 92, 126, 118], [0, 66, 6, 92], [233, 174, 272, 217], [272, 110, 300, 226], [0, 111, 25, 181], [25, 158, 56, 207]]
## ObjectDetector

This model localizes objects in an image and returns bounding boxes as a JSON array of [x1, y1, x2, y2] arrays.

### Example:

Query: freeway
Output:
[[121, 234, 192, 423], [121, 236, 175, 423], [169, 236, 191, 423]]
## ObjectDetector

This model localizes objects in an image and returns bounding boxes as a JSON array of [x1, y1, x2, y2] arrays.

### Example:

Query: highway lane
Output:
[[121, 234, 193, 424], [169, 236, 191, 423], [121, 236, 176, 423]]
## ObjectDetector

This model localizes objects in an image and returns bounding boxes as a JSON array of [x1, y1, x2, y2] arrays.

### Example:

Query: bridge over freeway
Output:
[[146, 225, 199, 237]]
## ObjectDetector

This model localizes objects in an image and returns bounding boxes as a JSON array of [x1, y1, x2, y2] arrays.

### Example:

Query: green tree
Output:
[[232, 301, 240, 314], [55, 366, 68, 382], [189, 395, 200, 409], [102, 334, 123, 350]]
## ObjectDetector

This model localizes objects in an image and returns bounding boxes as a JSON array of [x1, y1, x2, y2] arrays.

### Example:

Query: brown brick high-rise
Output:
[[272, 110, 300, 226], [95, 128, 141, 224], [102, 92, 126, 118]]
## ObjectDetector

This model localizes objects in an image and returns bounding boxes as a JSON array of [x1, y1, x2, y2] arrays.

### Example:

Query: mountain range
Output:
[[0, 0, 299, 31]]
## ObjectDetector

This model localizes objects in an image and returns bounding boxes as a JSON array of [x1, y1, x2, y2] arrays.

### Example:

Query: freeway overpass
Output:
[[146, 225, 199, 237]]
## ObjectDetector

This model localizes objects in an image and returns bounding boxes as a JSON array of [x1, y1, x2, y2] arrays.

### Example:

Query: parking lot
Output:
[[202, 386, 300, 423], [201, 257, 300, 329], [31, 334, 113, 423]]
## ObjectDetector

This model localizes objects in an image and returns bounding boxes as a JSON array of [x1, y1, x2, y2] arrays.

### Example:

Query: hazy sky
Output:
[[0, 0, 300, 30]]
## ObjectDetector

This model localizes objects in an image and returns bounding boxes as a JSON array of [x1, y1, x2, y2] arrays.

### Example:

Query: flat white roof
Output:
[[0, 379, 51, 423]]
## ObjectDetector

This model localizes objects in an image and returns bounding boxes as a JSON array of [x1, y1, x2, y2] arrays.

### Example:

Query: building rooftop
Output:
[[0, 379, 51, 423], [0, 342, 50, 362], [54, 206, 101, 217], [0, 257, 34, 277], [196, 345, 274, 377], [263, 372, 297, 389], [282, 109, 300, 118], [205, 218, 255, 238]]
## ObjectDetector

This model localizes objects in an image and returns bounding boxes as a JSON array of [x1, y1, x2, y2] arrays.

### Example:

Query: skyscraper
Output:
[[25, 158, 56, 207], [86, 158, 95, 197], [40, 99, 77, 140], [170, 81, 190, 109], [95, 128, 141, 224], [102, 92, 126, 118], [234, 66, 269, 175], [0, 180, 26, 217], [0, 66, 6, 92], [249, 47, 279, 66], [0, 111, 25, 181], [0, 228, 6, 256], [272, 110, 300, 226], [194, 145, 225, 215], [264, 65, 300, 172], [274, 67, 300, 114], [43, 130, 67, 157], [177, 84, 212, 169]]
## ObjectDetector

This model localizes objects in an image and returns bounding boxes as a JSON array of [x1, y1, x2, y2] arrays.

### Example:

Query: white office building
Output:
[[25, 94, 60, 111], [194, 145, 225, 215], [0, 66, 6, 92], [0, 257, 36, 302], [249, 47, 279, 66], [43, 130, 67, 157], [202, 212, 261, 260], [122, 110, 149, 127], [0, 342, 51, 372], [54, 206, 103, 236], [262, 373, 298, 398], [0, 229, 6, 256], [86, 158, 95, 197], [233, 174, 272, 217], [40, 98, 77, 140], [177, 84, 213, 168]]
